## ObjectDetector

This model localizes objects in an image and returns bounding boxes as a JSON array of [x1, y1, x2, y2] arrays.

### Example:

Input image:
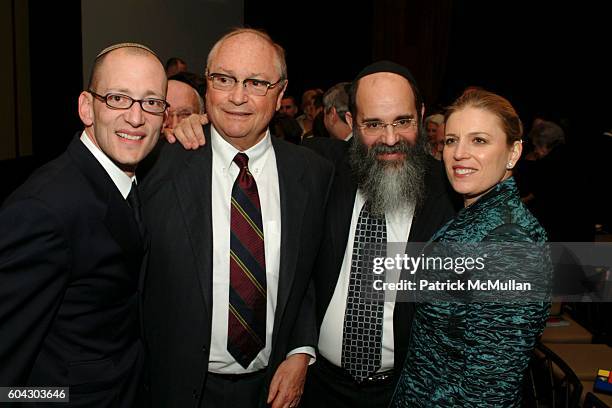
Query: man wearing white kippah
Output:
[[0, 42, 168, 406]]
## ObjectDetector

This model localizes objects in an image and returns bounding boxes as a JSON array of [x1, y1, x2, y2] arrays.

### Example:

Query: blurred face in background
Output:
[[279, 96, 298, 117], [164, 80, 201, 132], [304, 102, 321, 121], [429, 122, 445, 160], [426, 120, 439, 140]]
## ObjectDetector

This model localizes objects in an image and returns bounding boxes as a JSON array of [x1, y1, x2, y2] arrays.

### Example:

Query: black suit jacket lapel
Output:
[[172, 126, 214, 324], [407, 158, 457, 243], [271, 137, 307, 341], [328, 148, 357, 295], [394, 159, 457, 373], [407, 203, 432, 243], [67, 136, 143, 271]]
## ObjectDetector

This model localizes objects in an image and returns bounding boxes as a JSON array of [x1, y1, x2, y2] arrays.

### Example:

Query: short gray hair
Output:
[[323, 82, 351, 124]]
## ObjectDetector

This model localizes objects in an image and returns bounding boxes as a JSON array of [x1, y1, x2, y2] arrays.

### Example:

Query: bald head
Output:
[[168, 80, 201, 111], [164, 79, 202, 131], [206, 28, 287, 81]]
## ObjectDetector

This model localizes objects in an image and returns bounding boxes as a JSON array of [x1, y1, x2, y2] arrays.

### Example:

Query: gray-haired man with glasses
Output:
[[141, 28, 333, 408], [0, 42, 167, 406]]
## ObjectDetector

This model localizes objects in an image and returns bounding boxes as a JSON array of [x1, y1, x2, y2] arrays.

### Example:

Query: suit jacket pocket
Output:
[[67, 357, 119, 393]]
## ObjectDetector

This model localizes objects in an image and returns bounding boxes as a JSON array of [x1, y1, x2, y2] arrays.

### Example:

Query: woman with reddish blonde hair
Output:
[[392, 89, 550, 407]]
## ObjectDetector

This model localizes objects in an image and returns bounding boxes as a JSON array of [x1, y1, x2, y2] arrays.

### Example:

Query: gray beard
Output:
[[348, 130, 428, 216]]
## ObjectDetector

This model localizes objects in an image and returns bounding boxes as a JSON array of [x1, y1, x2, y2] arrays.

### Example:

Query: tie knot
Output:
[[362, 201, 385, 221], [233, 153, 249, 170], [127, 180, 140, 209]]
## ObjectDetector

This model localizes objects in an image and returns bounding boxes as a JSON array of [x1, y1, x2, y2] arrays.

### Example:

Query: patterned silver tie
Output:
[[341, 202, 387, 382]]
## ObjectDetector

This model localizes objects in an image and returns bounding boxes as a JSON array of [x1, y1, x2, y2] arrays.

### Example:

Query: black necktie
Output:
[[342, 202, 387, 382], [127, 180, 145, 239]]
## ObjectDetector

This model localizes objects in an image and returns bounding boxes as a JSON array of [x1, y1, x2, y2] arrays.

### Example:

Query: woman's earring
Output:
[[506, 162, 514, 169]]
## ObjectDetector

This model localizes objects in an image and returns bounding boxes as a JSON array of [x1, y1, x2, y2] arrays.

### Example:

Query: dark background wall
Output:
[[436, 2, 610, 143], [244, 0, 374, 103], [0, 1, 83, 200], [2, 0, 609, 201], [1, 0, 243, 200], [81, 0, 243, 90], [246, 0, 610, 141]]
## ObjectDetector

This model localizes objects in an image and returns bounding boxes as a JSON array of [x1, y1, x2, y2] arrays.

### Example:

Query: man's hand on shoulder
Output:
[[165, 113, 208, 149], [267, 353, 310, 408]]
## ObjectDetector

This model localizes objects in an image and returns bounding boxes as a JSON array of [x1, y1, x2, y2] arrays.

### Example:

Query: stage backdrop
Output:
[[81, 0, 243, 87]]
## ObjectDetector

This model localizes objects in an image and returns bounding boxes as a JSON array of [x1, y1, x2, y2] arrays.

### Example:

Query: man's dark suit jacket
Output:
[[0, 137, 146, 407], [303, 137, 457, 376], [141, 127, 334, 407]]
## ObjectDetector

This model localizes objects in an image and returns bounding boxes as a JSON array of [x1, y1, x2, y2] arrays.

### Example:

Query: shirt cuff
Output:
[[287, 347, 316, 365]]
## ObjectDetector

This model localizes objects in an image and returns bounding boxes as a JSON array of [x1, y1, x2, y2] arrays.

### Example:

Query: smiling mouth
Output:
[[377, 152, 405, 159], [454, 168, 476, 175], [116, 132, 144, 141], [225, 110, 252, 117]]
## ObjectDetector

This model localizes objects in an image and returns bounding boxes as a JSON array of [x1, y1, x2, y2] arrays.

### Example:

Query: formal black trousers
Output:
[[201, 371, 267, 408], [301, 357, 396, 408]]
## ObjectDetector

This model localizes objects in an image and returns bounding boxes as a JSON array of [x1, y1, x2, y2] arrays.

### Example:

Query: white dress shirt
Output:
[[207, 127, 314, 374], [318, 190, 413, 372], [80, 131, 135, 197]]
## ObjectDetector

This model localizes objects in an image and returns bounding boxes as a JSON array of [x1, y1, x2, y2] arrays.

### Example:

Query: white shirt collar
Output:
[[210, 126, 272, 175], [80, 130, 135, 199]]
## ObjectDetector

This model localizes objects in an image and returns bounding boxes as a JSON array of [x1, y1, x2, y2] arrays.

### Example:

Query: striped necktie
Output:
[[227, 152, 266, 368]]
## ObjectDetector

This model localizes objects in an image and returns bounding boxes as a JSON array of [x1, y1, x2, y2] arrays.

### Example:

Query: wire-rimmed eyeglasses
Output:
[[206, 72, 285, 96], [357, 118, 418, 137]]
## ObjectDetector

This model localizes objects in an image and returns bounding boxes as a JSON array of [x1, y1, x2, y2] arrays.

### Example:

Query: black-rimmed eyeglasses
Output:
[[206, 72, 285, 96], [88, 90, 169, 114]]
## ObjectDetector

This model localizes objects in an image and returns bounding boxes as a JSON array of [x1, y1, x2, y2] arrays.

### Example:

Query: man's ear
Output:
[[275, 80, 288, 111], [330, 107, 339, 124], [420, 103, 425, 121], [78, 91, 94, 126], [344, 111, 353, 130]]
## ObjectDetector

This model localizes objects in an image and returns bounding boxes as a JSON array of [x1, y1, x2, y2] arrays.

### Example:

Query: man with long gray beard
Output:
[[300, 60, 457, 408], [166, 60, 458, 407]]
